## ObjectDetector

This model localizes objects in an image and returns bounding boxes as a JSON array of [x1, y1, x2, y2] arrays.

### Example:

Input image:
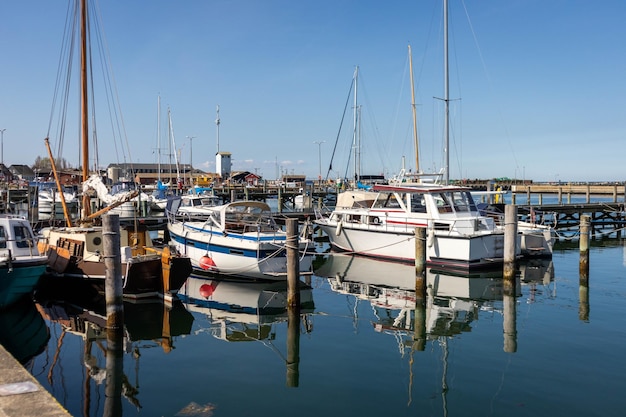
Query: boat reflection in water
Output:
[[315, 253, 554, 346], [0, 297, 50, 366], [178, 273, 315, 343], [34, 293, 193, 416]]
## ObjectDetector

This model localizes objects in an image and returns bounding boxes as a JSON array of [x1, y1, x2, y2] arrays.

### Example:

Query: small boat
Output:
[[0, 214, 49, 309], [167, 199, 314, 279], [38, 223, 192, 300], [34, 181, 79, 221]]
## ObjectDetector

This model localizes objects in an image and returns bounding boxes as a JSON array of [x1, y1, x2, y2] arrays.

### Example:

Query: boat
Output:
[[37, 0, 192, 300], [167, 199, 314, 279], [316, 183, 510, 270], [33, 181, 79, 221], [178, 274, 314, 342], [0, 214, 49, 309]]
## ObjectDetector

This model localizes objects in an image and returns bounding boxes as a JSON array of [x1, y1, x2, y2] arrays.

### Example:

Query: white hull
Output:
[[318, 221, 505, 269], [168, 221, 313, 280]]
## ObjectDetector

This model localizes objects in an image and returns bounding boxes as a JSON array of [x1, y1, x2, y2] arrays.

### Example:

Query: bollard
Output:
[[579, 214, 590, 275], [103, 214, 124, 330], [503, 205, 518, 282], [286, 218, 300, 308], [414, 227, 426, 278]]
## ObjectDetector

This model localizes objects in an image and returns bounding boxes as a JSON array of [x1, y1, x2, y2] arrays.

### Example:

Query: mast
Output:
[[157, 95, 161, 183], [352, 66, 359, 183], [443, 0, 450, 185], [215, 105, 220, 154], [80, 0, 91, 218], [409, 44, 420, 174]]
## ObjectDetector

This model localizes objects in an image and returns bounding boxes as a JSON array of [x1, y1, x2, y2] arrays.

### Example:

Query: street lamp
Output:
[[0, 129, 5, 166], [186, 136, 196, 168], [313, 140, 325, 187]]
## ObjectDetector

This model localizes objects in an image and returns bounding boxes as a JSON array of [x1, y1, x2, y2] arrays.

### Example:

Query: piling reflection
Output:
[[33, 295, 193, 416]]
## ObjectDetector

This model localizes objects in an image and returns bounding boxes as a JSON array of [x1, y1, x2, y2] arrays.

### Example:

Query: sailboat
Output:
[[37, 0, 192, 300]]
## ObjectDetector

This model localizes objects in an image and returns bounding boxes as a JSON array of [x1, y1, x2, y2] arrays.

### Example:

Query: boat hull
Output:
[[317, 222, 505, 271], [0, 260, 48, 309], [168, 222, 313, 280]]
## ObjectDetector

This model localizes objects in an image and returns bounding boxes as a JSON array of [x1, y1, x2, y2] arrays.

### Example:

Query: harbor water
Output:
[[1, 235, 622, 417]]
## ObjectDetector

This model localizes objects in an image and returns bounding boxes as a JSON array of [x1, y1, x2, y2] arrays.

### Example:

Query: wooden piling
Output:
[[414, 227, 426, 278], [579, 214, 590, 275], [286, 218, 300, 308], [579, 277, 589, 322], [503, 205, 518, 281], [103, 214, 124, 330]]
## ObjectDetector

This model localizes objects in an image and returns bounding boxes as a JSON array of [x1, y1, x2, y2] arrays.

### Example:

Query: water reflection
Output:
[[178, 275, 315, 342], [179, 274, 316, 389], [315, 254, 555, 349], [0, 297, 50, 366], [34, 296, 193, 416]]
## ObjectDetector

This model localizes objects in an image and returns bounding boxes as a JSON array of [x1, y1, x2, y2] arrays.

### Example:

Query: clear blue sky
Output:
[[1, 0, 625, 182]]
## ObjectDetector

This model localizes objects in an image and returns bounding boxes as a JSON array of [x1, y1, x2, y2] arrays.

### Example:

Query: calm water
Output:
[[4, 238, 626, 417]]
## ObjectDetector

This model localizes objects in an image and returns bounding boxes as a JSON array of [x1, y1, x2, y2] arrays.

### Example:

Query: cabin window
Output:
[[13, 224, 32, 248], [373, 192, 401, 209], [451, 191, 477, 212], [410, 195, 427, 213], [0, 227, 6, 249], [434, 193, 454, 213]]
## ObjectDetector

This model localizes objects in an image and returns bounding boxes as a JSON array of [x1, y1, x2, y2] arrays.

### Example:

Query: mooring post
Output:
[[230, 189, 236, 203], [558, 187, 563, 204], [414, 227, 426, 278], [277, 186, 283, 214], [286, 218, 300, 308], [503, 205, 518, 282], [579, 214, 590, 276], [103, 214, 124, 330], [579, 276, 590, 322]]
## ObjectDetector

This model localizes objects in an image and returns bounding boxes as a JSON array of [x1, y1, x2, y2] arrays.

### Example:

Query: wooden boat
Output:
[[37, 0, 192, 300], [168, 200, 314, 279], [0, 214, 48, 309]]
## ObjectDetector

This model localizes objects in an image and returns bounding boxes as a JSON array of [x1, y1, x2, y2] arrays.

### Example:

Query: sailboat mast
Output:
[[443, 0, 450, 185], [409, 44, 420, 174], [157, 95, 161, 183], [215, 105, 220, 154], [80, 0, 91, 218], [352, 66, 359, 183]]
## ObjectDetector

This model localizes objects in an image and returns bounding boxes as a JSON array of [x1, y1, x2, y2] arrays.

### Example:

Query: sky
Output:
[[1, 0, 625, 182]]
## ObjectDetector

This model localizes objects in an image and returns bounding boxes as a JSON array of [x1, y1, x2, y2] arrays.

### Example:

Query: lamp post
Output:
[[0, 129, 5, 166], [313, 140, 325, 187]]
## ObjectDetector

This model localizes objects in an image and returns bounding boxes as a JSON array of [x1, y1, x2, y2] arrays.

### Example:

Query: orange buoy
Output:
[[199, 255, 216, 270]]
